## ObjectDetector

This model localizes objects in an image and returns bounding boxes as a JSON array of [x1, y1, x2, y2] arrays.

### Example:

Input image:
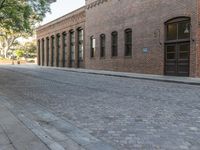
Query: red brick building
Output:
[[37, 0, 200, 77]]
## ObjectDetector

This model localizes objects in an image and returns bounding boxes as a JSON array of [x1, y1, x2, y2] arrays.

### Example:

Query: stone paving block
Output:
[[5, 98, 115, 150], [0, 133, 10, 145], [0, 105, 49, 150], [0, 127, 4, 134], [0, 144, 15, 150], [59, 140, 86, 150], [0, 65, 200, 150], [84, 141, 116, 150]]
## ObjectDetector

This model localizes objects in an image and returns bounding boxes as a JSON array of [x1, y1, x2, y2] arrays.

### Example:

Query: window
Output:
[[166, 18, 190, 41], [111, 31, 118, 57], [167, 23, 177, 40], [37, 40, 40, 65], [165, 17, 191, 76], [70, 31, 75, 61], [90, 36, 95, 58], [62, 32, 67, 67], [179, 44, 189, 60], [125, 29, 132, 57], [100, 34, 105, 58], [78, 29, 84, 60], [42, 38, 45, 66], [51, 36, 55, 66], [166, 45, 176, 60], [46, 37, 49, 66], [56, 34, 60, 66]]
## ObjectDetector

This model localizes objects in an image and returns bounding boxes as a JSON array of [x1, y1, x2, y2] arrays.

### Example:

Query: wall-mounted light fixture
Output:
[[184, 23, 190, 34]]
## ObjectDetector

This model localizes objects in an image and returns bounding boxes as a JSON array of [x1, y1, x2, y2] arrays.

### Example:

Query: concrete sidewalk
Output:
[[0, 103, 49, 150], [53, 67, 200, 86], [0, 96, 116, 150]]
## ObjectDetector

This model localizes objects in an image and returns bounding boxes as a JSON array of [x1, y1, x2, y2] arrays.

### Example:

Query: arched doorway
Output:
[[164, 17, 190, 76]]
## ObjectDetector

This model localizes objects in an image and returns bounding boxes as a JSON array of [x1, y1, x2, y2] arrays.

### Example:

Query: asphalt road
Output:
[[0, 65, 200, 150]]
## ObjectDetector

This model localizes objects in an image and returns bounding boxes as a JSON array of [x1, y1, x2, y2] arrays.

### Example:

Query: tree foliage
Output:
[[0, 0, 53, 58], [19, 40, 37, 58], [0, 0, 51, 33], [14, 49, 25, 59], [0, 29, 29, 58]]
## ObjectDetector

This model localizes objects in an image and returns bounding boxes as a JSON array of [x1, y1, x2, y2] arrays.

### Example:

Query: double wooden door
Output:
[[165, 42, 190, 76]]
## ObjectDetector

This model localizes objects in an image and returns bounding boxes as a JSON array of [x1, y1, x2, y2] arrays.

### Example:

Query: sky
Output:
[[41, 0, 85, 25]]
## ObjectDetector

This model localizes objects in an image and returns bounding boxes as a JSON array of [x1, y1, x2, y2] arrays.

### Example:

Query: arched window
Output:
[[165, 17, 190, 41], [111, 31, 118, 57], [70, 30, 75, 61], [90, 36, 95, 58], [100, 34, 106, 58], [78, 28, 84, 60], [46, 37, 50, 66], [37, 40, 40, 65], [62, 32, 67, 67], [41, 38, 45, 66], [164, 17, 190, 76], [125, 28, 132, 57], [56, 33, 60, 67], [51, 35, 55, 66]]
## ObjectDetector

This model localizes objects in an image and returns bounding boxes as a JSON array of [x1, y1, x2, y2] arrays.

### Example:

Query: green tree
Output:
[[14, 49, 25, 59], [20, 40, 37, 58], [0, 29, 30, 58], [0, 0, 52, 33], [0, 0, 54, 58]]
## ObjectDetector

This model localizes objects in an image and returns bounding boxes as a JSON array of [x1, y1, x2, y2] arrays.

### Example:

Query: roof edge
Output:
[[37, 6, 86, 31]]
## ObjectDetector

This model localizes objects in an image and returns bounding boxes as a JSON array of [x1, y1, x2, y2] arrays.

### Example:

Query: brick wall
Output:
[[36, 7, 86, 68], [85, 0, 199, 77], [36, 0, 200, 77]]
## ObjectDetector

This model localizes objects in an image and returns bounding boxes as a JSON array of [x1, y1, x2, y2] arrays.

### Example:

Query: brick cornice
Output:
[[86, 0, 109, 10], [37, 6, 85, 32]]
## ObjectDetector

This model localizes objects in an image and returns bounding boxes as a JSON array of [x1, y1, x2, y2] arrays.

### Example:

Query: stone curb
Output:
[[52, 67, 200, 86], [5, 65, 200, 86]]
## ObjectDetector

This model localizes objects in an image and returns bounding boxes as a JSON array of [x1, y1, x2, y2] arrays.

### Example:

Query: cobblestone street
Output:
[[0, 65, 200, 150]]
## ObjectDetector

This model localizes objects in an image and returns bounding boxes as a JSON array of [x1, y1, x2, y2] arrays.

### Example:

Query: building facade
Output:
[[37, 0, 200, 77], [37, 7, 85, 68]]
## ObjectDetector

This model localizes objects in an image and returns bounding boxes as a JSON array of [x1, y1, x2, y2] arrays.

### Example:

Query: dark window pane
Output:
[[167, 53, 176, 59], [166, 45, 176, 60], [46, 38, 49, 66], [112, 46, 117, 56], [178, 65, 188, 73], [70, 32, 75, 60], [166, 65, 176, 72], [51, 36, 55, 66], [167, 23, 177, 40], [78, 29, 84, 60], [62, 33, 67, 66], [179, 44, 189, 59], [56, 34, 60, 66], [126, 32, 132, 43], [179, 44, 189, 53], [100, 34, 105, 57], [167, 45, 176, 53], [125, 45, 132, 56], [125, 29, 132, 56], [179, 52, 188, 59], [42, 39, 45, 65], [112, 31, 118, 57]]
